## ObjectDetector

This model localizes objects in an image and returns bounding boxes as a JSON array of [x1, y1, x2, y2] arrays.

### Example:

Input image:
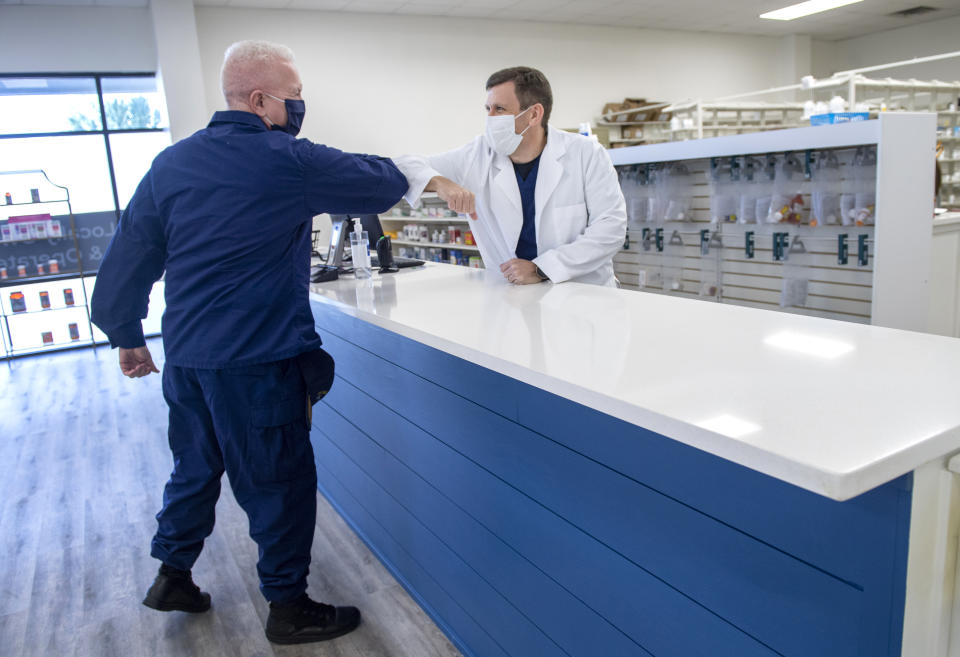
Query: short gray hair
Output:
[[221, 40, 296, 106]]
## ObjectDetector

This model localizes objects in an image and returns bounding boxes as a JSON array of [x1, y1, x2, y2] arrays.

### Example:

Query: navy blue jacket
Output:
[[91, 111, 408, 368]]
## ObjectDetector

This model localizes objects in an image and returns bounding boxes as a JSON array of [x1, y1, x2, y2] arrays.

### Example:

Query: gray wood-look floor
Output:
[[0, 339, 463, 657]]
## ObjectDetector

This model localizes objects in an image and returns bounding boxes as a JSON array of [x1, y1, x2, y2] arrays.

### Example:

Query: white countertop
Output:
[[935, 212, 960, 228], [310, 264, 960, 501]]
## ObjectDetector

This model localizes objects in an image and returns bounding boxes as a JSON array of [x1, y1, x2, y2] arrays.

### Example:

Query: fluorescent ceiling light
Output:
[[696, 415, 762, 439], [761, 0, 864, 21], [763, 331, 855, 359]]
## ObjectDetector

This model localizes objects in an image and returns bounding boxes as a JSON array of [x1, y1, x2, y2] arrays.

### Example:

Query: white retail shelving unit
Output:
[[380, 193, 483, 268], [608, 112, 936, 334], [929, 212, 960, 337]]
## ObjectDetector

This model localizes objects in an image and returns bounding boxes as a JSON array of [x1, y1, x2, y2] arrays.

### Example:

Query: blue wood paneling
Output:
[[312, 456, 512, 657], [313, 404, 656, 657], [311, 301, 911, 657]]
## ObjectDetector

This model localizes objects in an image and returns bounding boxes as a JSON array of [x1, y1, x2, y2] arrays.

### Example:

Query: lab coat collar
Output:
[[489, 126, 566, 210]]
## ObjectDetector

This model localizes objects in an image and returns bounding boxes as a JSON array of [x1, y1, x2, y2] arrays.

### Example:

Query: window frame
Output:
[[0, 71, 169, 223]]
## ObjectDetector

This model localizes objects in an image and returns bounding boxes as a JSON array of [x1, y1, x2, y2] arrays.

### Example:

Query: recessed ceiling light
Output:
[[760, 0, 865, 21]]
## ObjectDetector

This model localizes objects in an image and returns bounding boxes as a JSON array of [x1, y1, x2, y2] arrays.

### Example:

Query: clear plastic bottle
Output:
[[350, 217, 372, 279]]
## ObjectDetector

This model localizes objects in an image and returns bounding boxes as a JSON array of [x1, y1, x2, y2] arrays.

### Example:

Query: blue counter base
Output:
[[310, 300, 912, 657]]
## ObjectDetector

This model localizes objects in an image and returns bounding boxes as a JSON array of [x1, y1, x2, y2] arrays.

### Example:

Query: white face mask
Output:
[[485, 106, 533, 156]]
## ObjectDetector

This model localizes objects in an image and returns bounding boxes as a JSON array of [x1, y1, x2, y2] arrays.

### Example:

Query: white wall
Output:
[[815, 16, 960, 81], [0, 6, 155, 73], [195, 8, 787, 157]]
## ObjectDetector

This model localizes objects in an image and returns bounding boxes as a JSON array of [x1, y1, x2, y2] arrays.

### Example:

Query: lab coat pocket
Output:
[[249, 396, 313, 484], [548, 202, 588, 244]]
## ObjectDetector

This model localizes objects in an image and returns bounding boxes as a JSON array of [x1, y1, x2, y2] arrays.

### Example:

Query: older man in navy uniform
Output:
[[91, 40, 408, 646]]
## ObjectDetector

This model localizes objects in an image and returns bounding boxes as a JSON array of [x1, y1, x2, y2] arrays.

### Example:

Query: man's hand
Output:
[[500, 259, 544, 285], [429, 176, 477, 219], [119, 346, 160, 379]]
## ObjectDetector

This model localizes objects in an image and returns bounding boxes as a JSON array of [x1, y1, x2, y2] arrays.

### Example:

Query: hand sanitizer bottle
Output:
[[350, 217, 372, 279]]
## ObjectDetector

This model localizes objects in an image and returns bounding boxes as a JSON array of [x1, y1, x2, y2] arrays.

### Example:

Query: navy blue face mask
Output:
[[264, 93, 305, 137]]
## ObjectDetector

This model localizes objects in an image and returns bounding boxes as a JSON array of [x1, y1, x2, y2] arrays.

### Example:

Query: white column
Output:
[[149, 0, 207, 143], [777, 34, 813, 101]]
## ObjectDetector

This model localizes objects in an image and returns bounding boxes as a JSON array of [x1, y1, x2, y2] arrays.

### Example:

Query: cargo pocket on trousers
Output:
[[249, 396, 313, 484]]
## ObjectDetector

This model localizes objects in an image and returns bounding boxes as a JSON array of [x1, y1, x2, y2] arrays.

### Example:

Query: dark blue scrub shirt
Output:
[[513, 154, 541, 261], [91, 111, 408, 369]]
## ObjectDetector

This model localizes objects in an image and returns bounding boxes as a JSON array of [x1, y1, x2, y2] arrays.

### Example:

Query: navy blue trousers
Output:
[[151, 358, 317, 603]]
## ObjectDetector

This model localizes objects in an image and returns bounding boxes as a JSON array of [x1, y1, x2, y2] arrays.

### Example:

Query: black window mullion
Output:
[[96, 75, 123, 226]]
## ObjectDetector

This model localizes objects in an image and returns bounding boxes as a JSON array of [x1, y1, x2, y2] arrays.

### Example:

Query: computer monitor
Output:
[[358, 215, 384, 251], [326, 214, 385, 267], [326, 215, 350, 267]]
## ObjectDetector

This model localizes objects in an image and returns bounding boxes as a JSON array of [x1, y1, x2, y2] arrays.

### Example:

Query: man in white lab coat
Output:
[[395, 67, 627, 286]]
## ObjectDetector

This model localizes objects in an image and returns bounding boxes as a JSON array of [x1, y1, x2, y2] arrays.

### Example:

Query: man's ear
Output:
[[249, 89, 266, 116], [530, 103, 545, 126]]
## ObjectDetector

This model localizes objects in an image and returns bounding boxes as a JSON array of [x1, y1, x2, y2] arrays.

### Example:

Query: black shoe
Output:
[[265, 593, 361, 645], [142, 564, 211, 613]]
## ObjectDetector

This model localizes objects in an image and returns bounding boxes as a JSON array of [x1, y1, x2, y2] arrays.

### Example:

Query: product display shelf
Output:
[[0, 169, 96, 360], [391, 238, 479, 252], [0, 270, 89, 289], [4, 305, 83, 317], [6, 339, 89, 357], [380, 215, 463, 225], [381, 196, 483, 268]]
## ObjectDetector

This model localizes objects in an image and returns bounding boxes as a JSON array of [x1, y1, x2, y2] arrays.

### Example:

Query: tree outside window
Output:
[[69, 96, 163, 131]]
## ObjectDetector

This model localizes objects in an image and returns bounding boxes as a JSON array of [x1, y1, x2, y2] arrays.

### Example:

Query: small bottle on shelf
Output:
[[4, 192, 11, 205]]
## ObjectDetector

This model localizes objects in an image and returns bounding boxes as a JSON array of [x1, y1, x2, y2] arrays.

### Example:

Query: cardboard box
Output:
[[603, 98, 647, 122]]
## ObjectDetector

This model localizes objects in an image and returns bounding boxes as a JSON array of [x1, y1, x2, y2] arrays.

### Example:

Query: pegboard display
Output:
[[615, 147, 876, 324], [607, 114, 937, 331]]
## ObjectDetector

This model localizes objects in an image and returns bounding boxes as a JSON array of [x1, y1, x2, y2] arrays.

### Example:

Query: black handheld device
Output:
[[376, 236, 399, 273]]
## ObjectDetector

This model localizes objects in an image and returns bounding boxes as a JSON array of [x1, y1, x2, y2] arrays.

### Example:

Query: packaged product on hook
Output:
[[621, 166, 647, 228], [646, 164, 666, 224], [780, 236, 811, 308], [738, 157, 761, 224], [698, 229, 723, 298], [709, 158, 738, 224], [755, 155, 777, 224], [663, 163, 694, 222], [661, 228, 685, 292], [839, 149, 859, 227], [852, 147, 876, 226], [811, 151, 842, 226], [766, 153, 805, 224]]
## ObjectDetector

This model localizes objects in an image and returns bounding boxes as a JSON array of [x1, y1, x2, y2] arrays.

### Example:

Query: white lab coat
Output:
[[395, 126, 627, 286]]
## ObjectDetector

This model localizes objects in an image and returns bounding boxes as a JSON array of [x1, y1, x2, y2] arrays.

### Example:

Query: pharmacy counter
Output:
[[308, 264, 960, 657]]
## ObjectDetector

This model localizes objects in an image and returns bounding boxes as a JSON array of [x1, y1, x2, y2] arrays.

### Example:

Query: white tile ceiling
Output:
[[4, 0, 960, 40]]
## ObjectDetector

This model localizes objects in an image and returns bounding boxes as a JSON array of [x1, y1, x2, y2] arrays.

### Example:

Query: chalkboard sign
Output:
[[0, 211, 118, 275]]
